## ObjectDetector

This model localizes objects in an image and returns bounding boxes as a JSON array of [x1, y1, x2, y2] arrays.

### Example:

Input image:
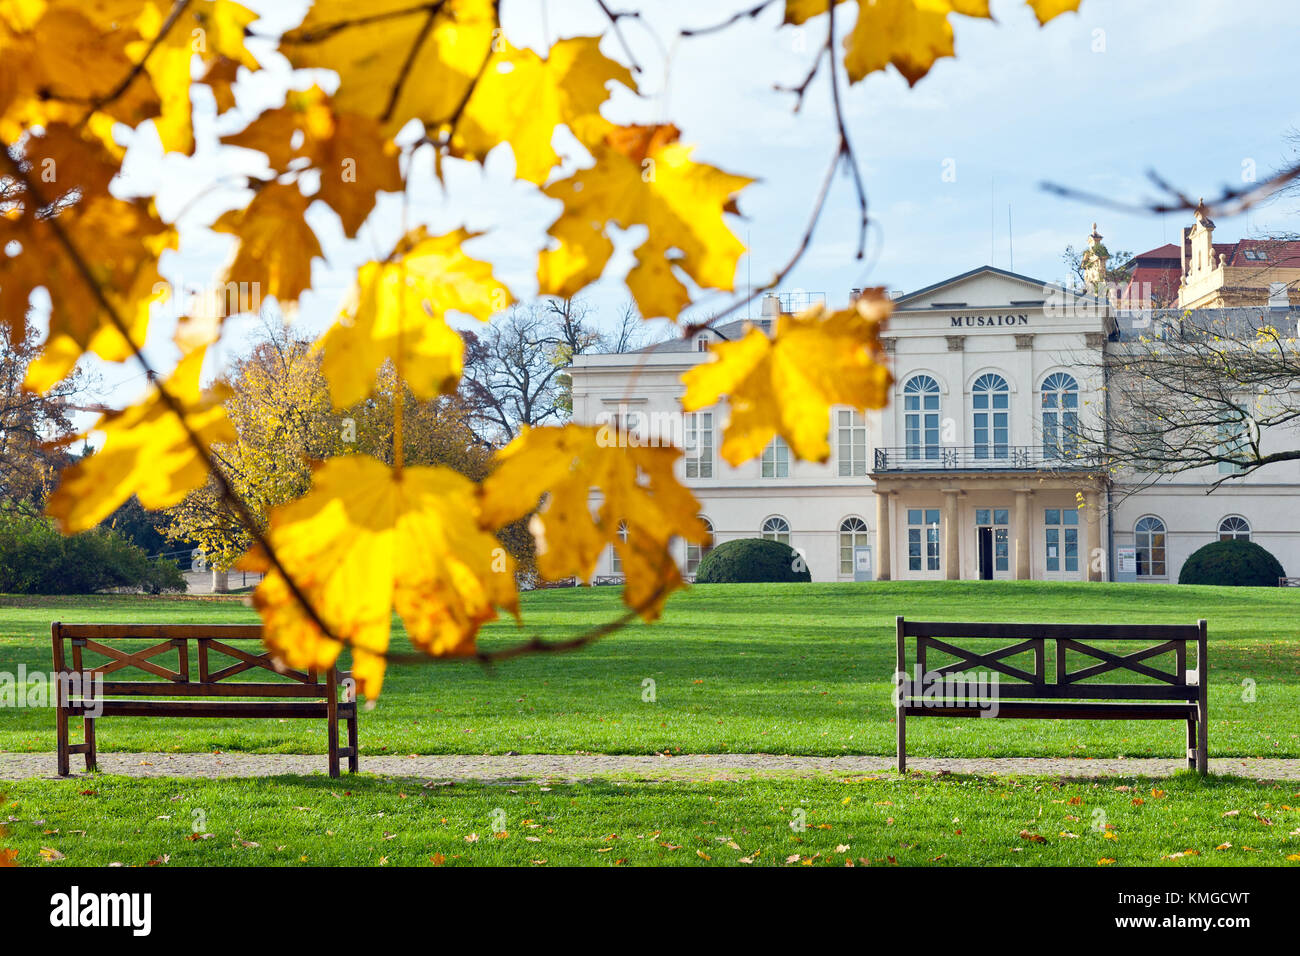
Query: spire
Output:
[[1082, 221, 1110, 296]]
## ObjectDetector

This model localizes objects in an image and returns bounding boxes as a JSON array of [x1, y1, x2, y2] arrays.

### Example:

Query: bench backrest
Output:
[[52, 622, 344, 698], [895, 617, 1207, 701]]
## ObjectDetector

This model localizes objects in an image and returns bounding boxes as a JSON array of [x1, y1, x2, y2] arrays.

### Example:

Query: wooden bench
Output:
[[1279, 577, 1300, 587], [52, 622, 359, 778], [894, 617, 1207, 775]]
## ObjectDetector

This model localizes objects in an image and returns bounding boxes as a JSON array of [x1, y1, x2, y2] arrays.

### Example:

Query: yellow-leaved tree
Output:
[[0, 0, 1087, 711]]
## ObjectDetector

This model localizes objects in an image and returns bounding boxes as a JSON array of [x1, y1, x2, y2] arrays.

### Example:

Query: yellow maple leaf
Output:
[[318, 227, 512, 407], [0, 193, 175, 393], [787, 1, 1080, 86], [539, 124, 752, 320], [681, 293, 893, 465], [479, 425, 709, 619], [46, 346, 235, 533], [238, 455, 519, 698], [200, 56, 242, 114], [452, 36, 636, 184], [281, 0, 497, 135], [222, 86, 404, 237], [1025, 0, 1084, 25], [211, 182, 322, 305], [0, 5, 159, 145]]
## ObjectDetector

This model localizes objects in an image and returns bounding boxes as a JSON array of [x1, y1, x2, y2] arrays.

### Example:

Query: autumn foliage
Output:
[[0, 0, 1083, 697]]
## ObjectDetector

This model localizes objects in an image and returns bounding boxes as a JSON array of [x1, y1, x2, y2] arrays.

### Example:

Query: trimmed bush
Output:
[[694, 537, 811, 584], [0, 507, 185, 594], [1177, 538, 1285, 587]]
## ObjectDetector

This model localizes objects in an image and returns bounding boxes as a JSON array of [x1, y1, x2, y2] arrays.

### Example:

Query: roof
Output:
[[626, 318, 758, 354], [1123, 237, 1300, 305], [889, 264, 1098, 308]]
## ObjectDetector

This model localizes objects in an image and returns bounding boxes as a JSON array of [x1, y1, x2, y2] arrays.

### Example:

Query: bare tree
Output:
[[1075, 307, 1300, 495], [0, 322, 89, 504], [460, 296, 661, 442]]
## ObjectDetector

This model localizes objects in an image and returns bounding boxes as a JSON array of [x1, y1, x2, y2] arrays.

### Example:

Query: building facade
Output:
[[569, 261, 1300, 585]]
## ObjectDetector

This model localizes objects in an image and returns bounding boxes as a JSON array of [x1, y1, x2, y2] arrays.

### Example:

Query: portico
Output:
[[871, 471, 1108, 582]]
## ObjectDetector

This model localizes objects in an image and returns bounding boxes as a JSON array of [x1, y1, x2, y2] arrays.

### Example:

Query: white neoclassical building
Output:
[[568, 264, 1300, 585]]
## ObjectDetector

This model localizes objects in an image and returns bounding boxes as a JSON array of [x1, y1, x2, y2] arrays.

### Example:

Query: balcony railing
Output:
[[872, 445, 1104, 473]]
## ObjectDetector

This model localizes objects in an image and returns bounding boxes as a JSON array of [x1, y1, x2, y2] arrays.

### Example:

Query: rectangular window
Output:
[[1217, 422, 1247, 475], [761, 437, 790, 477], [837, 409, 867, 476], [994, 528, 1009, 572], [907, 508, 940, 571], [684, 412, 713, 479], [1044, 508, 1079, 573], [905, 396, 940, 459]]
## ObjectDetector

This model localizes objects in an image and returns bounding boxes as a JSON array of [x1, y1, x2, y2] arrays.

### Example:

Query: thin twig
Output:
[[593, 0, 645, 74], [680, 0, 781, 37], [1042, 161, 1300, 220], [681, 3, 869, 335]]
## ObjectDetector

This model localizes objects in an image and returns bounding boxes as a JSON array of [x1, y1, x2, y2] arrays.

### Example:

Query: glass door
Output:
[[974, 508, 1010, 580], [1043, 507, 1081, 581]]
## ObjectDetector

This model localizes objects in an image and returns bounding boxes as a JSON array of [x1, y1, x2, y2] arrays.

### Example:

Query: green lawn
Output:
[[1, 581, 1298, 759], [4, 770, 1299, 867]]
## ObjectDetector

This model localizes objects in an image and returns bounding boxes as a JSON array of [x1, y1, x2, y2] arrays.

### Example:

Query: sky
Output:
[[67, 0, 1300, 423]]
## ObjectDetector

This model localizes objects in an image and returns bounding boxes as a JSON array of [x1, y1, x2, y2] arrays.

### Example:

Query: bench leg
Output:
[[1196, 710, 1208, 776], [84, 716, 97, 772], [55, 704, 70, 777], [1186, 718, 1196, 771], [347, 711, 359, 774], [896, 708, 906, 774]]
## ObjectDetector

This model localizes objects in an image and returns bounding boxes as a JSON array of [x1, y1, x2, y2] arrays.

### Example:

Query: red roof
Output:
[[1119, 238, 1300, 307]]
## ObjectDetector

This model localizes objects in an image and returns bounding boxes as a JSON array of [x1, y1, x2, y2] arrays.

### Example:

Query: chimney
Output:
[[1180, 227, 1190, 276], [760, 293, 781, 321]]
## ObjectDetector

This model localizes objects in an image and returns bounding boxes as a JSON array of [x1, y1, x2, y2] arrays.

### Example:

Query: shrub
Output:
[[0, 507, 185, 594], [1177, 539, 1285, 587], [694, 537, 811, 584]]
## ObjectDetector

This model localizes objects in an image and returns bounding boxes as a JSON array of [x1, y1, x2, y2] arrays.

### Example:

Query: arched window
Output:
[[761, 516, 791, 545], [839, 517, 869, 575], [1041, 372, 1080, 459], [1218, 515, 1251, 542], [1134, 516, 1166, 577], [610, 522, 629, 574], [972, 373, 1009, 460], [904, 375, 940, 460], [686, 517, 714, 575]]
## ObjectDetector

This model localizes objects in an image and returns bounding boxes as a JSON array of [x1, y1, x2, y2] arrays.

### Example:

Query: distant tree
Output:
[[1062, 243, 1135, 293], [463, 297, 657, 438], [0, 323, 88, 505], [165, 321, 506, 569], [1073, 308, 1300, 493]]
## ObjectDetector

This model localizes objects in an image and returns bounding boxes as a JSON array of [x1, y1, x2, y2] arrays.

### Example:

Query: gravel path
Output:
[[3, 751, 1300, 782]]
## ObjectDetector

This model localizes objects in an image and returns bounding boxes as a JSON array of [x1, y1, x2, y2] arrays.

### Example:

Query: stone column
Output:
[[875, 490, 891, 581], [943, 490, 960, 580], [211, 568, 229, 593], [1014, 490, 1031, 580], [1084, 489, 1102, 582]]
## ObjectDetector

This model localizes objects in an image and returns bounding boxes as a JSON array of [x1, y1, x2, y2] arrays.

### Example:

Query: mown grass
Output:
[[3, 771, 1299, 867], [0, 581, 1297, 758]]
